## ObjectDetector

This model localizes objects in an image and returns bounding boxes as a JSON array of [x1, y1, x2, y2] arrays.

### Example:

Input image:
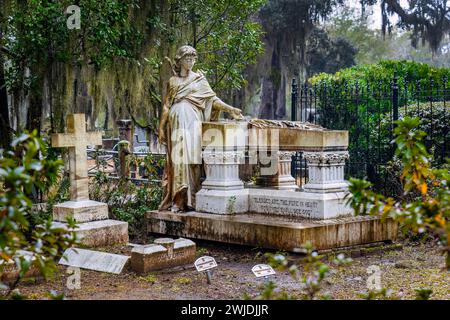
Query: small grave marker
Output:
[[252, 264, 276, 284], [251, 264, 276, 278], [194, 256, 217, 284]]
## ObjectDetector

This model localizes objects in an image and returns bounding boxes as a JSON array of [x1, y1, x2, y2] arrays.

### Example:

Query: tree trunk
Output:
[[0, 62, 10, 148], [0, 11, 11, 146], [0, 52, 11, 148], [26, 76, 43, 134]]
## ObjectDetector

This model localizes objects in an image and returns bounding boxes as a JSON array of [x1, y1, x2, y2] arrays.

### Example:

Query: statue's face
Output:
[[180, 55, 196, 72]]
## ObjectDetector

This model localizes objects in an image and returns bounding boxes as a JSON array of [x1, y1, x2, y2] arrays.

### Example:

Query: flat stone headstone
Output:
[[59, 248, 130, 274]]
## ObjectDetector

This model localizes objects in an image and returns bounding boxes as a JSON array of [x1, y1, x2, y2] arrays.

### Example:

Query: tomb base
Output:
[[53, 200, 109, 223], [52, 219, 129, 247], [196, 189, 249, 214], [195, 188, 352, 219], [146, 210, 398, 252], [249, 189, 352, 219]]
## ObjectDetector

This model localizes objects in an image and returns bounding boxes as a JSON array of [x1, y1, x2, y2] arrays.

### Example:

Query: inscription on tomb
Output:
[[251, 197, 319, 218]]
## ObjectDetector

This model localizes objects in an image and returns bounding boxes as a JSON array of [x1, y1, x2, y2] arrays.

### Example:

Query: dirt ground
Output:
[[13, 239, 450, 300]]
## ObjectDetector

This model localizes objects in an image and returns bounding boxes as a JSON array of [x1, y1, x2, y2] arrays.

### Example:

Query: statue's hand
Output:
[[230, 107, 244, 120]]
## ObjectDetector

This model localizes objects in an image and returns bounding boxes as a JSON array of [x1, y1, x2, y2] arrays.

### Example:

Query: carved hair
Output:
[[174, 45, 197, 76]]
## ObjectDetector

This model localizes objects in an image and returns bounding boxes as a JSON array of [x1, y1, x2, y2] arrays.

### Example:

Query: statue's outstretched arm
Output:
[[212, 98, 243, 120]]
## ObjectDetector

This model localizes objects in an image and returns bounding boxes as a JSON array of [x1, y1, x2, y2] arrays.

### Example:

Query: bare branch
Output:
[[384, 0, 432, 28]]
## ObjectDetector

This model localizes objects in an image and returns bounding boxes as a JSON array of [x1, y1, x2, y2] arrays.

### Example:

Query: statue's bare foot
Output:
[[171, 204, 182, 213]]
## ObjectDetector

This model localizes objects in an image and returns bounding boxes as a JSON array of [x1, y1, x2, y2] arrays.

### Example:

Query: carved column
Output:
[[256, 151, 298, 190], [196, 149, 249, 214], [201, 149, 245, 190], [303, 151, 349, 193]]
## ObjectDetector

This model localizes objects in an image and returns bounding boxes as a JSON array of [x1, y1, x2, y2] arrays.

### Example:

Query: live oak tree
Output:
[[0, 0, 141, 139], [361, 0, 450, 55], [238, 0, 356, 120], [259, 0, 347, 81], [0, 0, 265, 143], [181, 0, 266, 91]]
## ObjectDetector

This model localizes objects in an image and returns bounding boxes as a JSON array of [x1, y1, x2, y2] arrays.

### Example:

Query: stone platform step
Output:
[[146, 211, 398, 252]]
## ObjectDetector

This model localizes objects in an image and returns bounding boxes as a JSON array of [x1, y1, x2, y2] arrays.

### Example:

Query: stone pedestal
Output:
[[200, 150, 245, 190], [196, 149, 249, 214], [53, 200, 108, 223], [303, 151, 350, 193], [52, 200, 129, 247], [196, 189, 249, 215], [196, 148, 351, 218], [256, 151, 298, 190]]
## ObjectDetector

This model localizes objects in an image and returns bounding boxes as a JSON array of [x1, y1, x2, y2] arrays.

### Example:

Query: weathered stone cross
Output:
[[52, 114, 102, 201]]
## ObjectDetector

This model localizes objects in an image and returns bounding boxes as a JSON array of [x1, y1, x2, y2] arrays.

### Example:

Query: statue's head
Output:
[[174, 45, 197, 75]]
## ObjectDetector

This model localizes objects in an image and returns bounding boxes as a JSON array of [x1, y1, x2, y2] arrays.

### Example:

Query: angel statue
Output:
[[158, 45, 244, 212]]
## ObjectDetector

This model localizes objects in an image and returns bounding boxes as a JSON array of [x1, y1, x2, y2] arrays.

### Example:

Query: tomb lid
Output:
[[154, 238, 175, 245], [174, 238, 196, 249], [132, 244, 167, 255]]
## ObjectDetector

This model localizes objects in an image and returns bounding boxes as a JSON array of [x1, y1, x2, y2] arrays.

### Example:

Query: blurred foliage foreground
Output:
[[0, 131, 77, 299], [1, 116, 449, 300], [348, 117, 449, 270]]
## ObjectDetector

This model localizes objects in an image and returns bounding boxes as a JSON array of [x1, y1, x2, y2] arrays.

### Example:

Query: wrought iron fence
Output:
[[87, 145, 165, 185], [290, 74, 450, 194]]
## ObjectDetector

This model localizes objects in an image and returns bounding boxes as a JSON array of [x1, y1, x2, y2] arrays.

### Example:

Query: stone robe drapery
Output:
[[159, 72, 220, 211]]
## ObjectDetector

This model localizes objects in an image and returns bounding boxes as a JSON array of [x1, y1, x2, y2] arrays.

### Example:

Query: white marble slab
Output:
[[59, 248, 130, 274]]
